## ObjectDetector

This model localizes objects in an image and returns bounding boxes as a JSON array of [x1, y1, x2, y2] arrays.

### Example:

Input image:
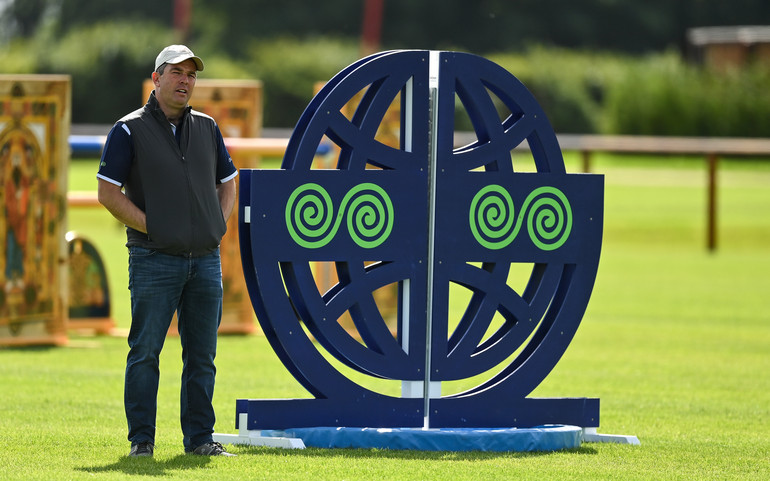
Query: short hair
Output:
[[155, 62, 168, 75]]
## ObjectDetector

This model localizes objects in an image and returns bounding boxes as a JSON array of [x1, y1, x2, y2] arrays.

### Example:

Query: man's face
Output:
[[153, 58, 198, 113]]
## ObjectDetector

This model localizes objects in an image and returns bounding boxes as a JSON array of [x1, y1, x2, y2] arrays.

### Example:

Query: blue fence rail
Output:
[[69, 134, 331, 158], [70, 135, 108, 158]]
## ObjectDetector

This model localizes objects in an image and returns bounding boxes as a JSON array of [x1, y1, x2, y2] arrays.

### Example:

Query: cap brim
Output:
[[166, 54, 205, 71]]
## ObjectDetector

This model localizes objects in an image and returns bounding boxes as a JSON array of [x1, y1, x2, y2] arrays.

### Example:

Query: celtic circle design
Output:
[[238, 50, 604, 430]]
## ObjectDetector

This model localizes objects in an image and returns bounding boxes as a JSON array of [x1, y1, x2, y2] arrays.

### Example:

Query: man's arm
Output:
[[97, 178, 147, 233], [217, 178, 236, 223]]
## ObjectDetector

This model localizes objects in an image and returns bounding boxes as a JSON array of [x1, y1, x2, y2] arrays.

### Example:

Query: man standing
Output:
[[97, 45, 237, 457]]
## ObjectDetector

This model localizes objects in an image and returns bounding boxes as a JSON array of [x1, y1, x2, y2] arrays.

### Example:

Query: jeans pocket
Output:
[[129, 246, 157, 258]]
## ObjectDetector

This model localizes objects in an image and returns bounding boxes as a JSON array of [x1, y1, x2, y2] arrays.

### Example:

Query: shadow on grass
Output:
[[234, 445, 598, 460], [76, 454, 212, 477], [0, 345, 59, 352]]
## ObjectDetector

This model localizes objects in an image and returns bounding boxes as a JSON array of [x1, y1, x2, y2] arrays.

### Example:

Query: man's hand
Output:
[[97, 178, 147, 233]]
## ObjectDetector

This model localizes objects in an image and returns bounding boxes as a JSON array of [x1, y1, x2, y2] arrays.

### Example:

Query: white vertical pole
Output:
[[400, 77, 414, 397], [423, 50, 441, 429]]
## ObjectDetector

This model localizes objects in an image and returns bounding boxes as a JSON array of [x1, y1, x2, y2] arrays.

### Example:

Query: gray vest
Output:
[[120, 92, 227, 256]]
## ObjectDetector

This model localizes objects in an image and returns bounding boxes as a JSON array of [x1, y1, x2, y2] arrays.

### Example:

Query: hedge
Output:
[[1, 25, 768, 137], [491, 48, 770, 137]]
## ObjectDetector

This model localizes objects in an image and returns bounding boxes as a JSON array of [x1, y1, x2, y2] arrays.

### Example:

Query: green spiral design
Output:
[[469, 185, 572, 251], [286, 183, 394, 249]]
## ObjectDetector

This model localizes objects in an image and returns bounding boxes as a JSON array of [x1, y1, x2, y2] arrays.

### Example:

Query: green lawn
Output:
[[0, 154, 768, 480]]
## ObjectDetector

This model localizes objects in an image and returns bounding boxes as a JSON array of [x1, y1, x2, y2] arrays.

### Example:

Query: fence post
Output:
[[707, 153, 718, 252], [581, 150, 592, 173]]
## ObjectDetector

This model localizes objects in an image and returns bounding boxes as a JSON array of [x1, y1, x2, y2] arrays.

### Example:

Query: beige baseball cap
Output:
[[154, 45, 204, 71]]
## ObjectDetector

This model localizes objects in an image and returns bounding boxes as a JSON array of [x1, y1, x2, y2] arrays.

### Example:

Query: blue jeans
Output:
[[124, 246, 222, 452]]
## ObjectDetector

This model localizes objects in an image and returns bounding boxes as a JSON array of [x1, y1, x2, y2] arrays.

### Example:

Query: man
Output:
[[97, 45, 237, 457]]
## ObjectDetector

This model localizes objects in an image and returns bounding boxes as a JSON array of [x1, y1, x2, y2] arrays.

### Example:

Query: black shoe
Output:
[[129, 442, 154, 457], [191, 441, 236, 456]]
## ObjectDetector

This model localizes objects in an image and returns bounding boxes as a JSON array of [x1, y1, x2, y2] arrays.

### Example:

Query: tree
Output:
[[1, 0, 51, 38]]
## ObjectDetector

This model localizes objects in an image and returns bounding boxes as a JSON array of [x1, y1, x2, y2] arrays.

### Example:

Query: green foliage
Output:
[[488, 48, 632, 134], [0, 39, 38, 73], [6, 0, 770, 57], [705, 66, 770, 137], [2, 3, 770, 134], [0, 23, 358, 125], [488, 48, 770, 137], [0, 20, 174, 123], [55, 0, 173, 35], [603, 52, 770, 137], [246, 37, 360, 127]]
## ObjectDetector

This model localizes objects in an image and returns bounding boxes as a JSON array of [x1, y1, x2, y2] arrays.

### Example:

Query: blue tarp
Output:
[[261, 425, 583, 452]]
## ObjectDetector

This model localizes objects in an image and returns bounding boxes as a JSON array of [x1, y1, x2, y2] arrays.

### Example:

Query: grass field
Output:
[[1, 153, 769, 480]]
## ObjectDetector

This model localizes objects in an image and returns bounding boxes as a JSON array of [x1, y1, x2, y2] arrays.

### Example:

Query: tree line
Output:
[[1, 0, 769, 132], [4, 0, 770, 56]]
